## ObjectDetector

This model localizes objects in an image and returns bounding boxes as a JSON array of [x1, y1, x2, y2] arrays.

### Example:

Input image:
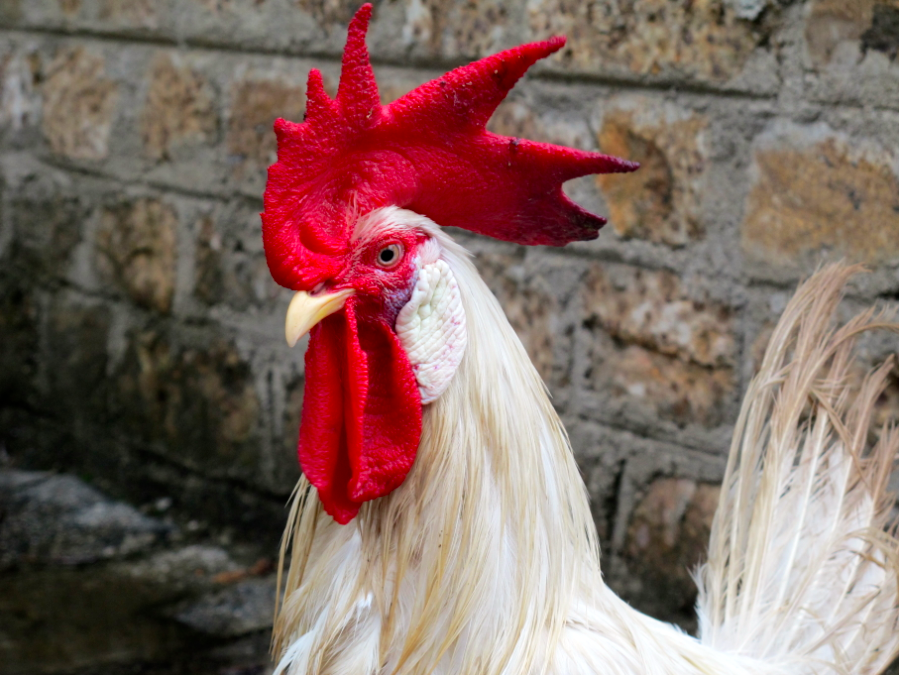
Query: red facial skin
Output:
[[297, 223, 429, 524], [328, 226, 429, 326]]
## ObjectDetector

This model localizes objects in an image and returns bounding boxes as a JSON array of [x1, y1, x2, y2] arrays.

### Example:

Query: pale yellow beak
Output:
[[285, 288, 355, 347]]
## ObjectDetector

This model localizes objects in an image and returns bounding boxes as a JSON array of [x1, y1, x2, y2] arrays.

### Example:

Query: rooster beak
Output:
[[285, 289, 355, 347]]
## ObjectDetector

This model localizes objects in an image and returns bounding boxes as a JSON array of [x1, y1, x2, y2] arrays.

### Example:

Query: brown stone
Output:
[[41, 48, 118, 161], [528, 0, 767, 83], [296, 0, 360, 26], [226, 78, 306, 171], [624, 478, 720, 626], [805, 0, 899, 65], [609, 346, 734, 427], [141, 54, 217, 161], [115, 332, 261, 474], [396, 0, 509, 58], [585, 265, 735, 368], [475, 251, 557, 382], [193, 213, 275, 310], [0, 0, 22, 22], [741, 136, 899, 267], [96, 198, 177, 313], [486, 101, 551, 144], [583, 264, 736, 427], [59, 0, 82, 16], [99, 0, 158, 28], [806, 0, 874, 65], [596, 104, 707, 246], [10, 191, 88, 279]]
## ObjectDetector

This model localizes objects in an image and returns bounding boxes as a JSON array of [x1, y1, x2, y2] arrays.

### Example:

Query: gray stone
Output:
[[0, 470, 170, 568], [172, 576, 277, 637]]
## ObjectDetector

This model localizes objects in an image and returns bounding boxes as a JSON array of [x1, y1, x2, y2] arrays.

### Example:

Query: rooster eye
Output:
[[376, 243, 403, 268]]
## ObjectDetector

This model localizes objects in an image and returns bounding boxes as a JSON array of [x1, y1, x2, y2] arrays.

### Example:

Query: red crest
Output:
[[262, 3, 637, 292]]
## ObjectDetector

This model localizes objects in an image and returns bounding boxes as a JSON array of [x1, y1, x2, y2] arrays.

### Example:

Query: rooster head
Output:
[[261, 3, 637, 523]]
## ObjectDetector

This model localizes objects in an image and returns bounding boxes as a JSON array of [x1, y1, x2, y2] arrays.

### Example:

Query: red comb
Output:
[[262, 3, 637, 291]]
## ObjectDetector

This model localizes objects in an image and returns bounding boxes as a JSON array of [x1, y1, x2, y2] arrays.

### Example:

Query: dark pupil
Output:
[[379, 248, 395, 264]]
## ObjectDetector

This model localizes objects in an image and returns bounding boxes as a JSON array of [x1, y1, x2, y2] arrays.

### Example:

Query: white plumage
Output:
[[273, 210, 899, 675]]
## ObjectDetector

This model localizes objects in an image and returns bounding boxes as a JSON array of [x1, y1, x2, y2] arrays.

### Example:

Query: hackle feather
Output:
[[274, 253, 899, 675]]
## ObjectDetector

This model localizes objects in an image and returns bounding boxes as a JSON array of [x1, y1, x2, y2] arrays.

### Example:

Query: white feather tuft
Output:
[[696, 263, 899, 675]]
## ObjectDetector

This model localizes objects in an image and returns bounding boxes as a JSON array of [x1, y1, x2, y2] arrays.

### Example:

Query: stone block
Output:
[[0, 283, 38, 410], [98, 0, 159, 30], [623, 477, 720, 628], [96, 197, 178, 313], [43, 298, 111, 421], [113, 330, 262, 483], [741, 125, 899, 271], [398, 0, 511, 59], [6, 170, 90, 282], [0, 470, 168, 568], [171, 575, 276, 637], [580, 263, 737, 429], [585, 265, 735, 368], [0, 47, 41, 146], [595, 99, 708, 247], [41, 47, 118, 161], [804, 0, 899, 108], [141, 53, 218, 161], [472, 245, 581, 391], [0, 0, 21, 23], [527, 0, 777, 87], [806, 0, 899, 65], [226, 75, 306, 184], [476, 250, 557, 382], [193, 205, 279, 311]]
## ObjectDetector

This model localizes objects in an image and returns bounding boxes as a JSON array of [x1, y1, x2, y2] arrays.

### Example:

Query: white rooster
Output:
[[261, 5, 899, 674]]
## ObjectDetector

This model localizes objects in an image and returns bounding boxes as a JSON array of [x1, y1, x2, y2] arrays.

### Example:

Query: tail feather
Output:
[[696, 264, 899, 675]]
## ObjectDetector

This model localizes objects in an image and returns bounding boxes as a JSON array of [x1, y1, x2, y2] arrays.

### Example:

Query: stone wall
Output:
[[1, 1, 898, 673]]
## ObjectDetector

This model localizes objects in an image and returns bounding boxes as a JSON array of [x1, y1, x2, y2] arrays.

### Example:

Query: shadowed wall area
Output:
[[1, 1, 898, 673]]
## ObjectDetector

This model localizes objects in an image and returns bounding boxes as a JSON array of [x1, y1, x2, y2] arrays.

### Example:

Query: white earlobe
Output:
[[395, 260, 467, 405]]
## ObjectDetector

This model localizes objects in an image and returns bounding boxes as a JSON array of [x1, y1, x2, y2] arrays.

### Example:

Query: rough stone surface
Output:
[[596, 100, 708, 247], [805, 0, 899, 65], [98, 0, 159, 29], [172, 576, 276, 637], [476, 249, 558, 383], [96, 198, 178, 313], [114, 330, 262, 480], [0, 48, 41, 142], [0, 470, 169, 568], [141, 53, 218, 161], [226, 77, 306, 178], [41, 47, 118, 160], [623, 478, 720, 627], [585, 265, 735, 368], [527, 0, 773, 84], [581, 264, 737, 429], [742, 128, 899, 269]]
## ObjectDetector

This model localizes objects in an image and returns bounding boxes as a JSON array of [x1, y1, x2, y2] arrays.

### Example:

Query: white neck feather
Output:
[[272, 228, 778, 675], [274, 232, 607, 675]]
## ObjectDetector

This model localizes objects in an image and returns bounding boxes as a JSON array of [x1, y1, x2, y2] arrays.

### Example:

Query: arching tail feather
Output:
[[696, 263, 899, 675]]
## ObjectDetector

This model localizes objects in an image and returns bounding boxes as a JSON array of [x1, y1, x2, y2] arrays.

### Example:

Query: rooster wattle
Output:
[[261, 5, 899, 675]]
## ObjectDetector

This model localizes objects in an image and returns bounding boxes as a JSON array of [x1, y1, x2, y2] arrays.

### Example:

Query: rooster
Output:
[[261, 5, 899, 674]]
